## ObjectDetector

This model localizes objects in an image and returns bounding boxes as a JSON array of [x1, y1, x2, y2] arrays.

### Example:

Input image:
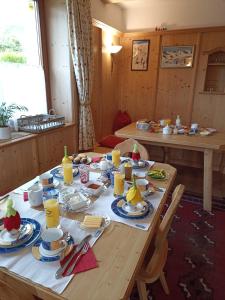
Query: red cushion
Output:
[[99, 135, 125, 148], [113, 110, 132, 132]]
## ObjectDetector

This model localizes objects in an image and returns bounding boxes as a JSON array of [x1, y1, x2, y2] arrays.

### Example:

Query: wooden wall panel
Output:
[[37, 125, 76, 173], [91, 27, 119, 141], [0, 139, 38, 195], [92, 27, 103, 142], [117, 34, 160, 121], [192, 31, 225, 131], [155, 33, 199, 125], [0, 124, 76, 195]]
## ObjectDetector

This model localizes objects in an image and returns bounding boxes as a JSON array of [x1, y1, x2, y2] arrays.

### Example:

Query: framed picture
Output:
[[131, 40, 150, 71], [161, 45, 194, 68]]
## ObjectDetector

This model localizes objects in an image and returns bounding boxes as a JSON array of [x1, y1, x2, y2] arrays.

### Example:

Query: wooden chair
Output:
[[136, 184, 185, 299], [114, 138, 149, 160]]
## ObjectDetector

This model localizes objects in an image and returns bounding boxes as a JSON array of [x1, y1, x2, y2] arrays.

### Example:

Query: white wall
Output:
[[123, 0, 225, 32], [91, 0, 124, 31]]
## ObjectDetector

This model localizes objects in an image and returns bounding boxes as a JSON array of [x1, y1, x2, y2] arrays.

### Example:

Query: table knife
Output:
[[55, 234, 92, 279]]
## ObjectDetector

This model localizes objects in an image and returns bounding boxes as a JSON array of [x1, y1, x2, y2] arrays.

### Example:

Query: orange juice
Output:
[[63, 163, 73, 185], [112, 149, 120, 168], [44, 199, 60, 228], [114, 172, 124, 196]]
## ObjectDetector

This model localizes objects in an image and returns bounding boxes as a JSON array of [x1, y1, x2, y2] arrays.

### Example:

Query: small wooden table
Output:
[[0, 156, 176, 300], [115, 122, 225, 212]]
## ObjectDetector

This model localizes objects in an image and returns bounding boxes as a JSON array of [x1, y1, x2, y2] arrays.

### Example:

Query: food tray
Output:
[[17, 112, 65, 133]]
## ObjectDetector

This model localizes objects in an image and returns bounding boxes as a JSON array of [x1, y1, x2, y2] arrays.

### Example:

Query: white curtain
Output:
[[66, 0, 95, 150]]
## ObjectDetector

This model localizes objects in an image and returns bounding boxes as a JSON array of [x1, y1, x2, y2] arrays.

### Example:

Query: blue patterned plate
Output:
[[111, 197, 154, 219], [50, 166, 79, 180], [0, 221, 33, 248], [131, 160, 149, 169], [0, 218, 41, 254], [32, 235, 74, 262]]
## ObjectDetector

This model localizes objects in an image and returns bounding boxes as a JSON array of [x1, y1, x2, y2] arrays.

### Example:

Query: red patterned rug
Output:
[[130, 194, 225, 300]]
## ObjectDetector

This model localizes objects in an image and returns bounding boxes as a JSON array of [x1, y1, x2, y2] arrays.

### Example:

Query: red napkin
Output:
[[60, 244, 98, 277], [92, 157, 102, 163]]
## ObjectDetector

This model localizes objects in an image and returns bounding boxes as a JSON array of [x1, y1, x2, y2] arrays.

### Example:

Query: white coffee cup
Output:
[[27, 184, 43, 207], [136, 179, 149, 192], [191, 123, 198, 130], [41, 228, 66, 252], [39, 173, 54, 187]]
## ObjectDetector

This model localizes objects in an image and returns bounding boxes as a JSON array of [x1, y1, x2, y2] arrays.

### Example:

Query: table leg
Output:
[[203, 149, 213, 211]]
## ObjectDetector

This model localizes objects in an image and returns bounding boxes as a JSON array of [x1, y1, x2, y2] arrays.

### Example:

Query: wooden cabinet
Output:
[[0, 123, 77, 195]]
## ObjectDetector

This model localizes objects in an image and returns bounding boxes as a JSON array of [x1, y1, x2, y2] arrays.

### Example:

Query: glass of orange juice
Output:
[[63, 163, 73, 185], [114, 172, 125, 197], [112, 149, 120, 168], [43, 199, 60, 228]]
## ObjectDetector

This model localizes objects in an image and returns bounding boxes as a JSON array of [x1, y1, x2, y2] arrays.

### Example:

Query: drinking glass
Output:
[[112, 149, 120, 168], [43, 198, 60, 228], [114, 172, 125, 197], [63, 163, 73, 185]]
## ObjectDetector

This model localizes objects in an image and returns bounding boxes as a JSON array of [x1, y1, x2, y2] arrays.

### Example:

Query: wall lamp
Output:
[[109, 45, 122, 54], [109, 45, 122, 73]]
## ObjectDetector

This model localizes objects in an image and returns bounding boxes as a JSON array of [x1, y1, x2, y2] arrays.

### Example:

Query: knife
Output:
[[55, 234, 92, 279]]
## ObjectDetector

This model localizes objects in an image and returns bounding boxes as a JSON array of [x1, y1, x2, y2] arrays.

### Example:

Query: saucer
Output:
[[111, 197, 154, 219], [0, 218, 41, 254], [121, 201, 148, 216], [32, 235, 74, 262], [132, 160, 149, 169], [0, 222, 33, 248], [39, 242, 67, 257]]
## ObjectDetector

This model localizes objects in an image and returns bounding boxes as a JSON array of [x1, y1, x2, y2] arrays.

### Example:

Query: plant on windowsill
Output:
[[0, 102, 28, 140]]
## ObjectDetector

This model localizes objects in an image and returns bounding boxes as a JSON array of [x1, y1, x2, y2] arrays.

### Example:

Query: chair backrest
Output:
[[114, 138, 149, 160], [155, 184, 185, 249]]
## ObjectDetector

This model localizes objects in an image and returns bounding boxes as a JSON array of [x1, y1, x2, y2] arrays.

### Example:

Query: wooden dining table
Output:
[[0, 153, 176, 300], [115, 123, 225, 212]]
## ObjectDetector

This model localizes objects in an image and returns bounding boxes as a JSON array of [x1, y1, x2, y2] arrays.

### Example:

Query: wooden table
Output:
[[0, 156, 176, 300], [115, 122, 225, 212]]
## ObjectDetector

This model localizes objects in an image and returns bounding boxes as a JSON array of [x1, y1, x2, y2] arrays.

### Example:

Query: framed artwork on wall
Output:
[[161, 45, 194, 68], [131, 40, 150, 71]]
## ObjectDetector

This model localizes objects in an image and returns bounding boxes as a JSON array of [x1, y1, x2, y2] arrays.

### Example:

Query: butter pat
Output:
[[81, 215, 103, 229]]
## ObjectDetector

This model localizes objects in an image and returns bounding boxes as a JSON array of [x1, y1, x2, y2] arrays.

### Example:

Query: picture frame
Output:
[[161, 45, 195, 68], [131, 40, 150, 71]]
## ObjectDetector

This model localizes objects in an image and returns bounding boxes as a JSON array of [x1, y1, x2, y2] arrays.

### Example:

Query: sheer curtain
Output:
[[66, 0, 95, 150]]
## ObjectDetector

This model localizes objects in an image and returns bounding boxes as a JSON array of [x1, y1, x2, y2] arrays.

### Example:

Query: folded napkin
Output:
[[60, 244, 98, 277]]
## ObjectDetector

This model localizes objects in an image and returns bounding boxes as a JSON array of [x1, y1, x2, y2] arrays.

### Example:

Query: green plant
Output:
[[0, 102, 28, 127], [0, 52, 27, 64]]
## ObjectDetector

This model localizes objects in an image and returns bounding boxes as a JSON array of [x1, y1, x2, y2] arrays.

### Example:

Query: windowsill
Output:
[[0, 123, 75, 148]]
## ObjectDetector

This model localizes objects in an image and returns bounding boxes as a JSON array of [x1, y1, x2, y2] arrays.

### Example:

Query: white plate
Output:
[[42, 179, 60, 189]]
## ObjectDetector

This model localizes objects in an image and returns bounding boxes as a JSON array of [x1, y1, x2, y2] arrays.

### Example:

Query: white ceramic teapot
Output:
[[99, 159, 112, 171]]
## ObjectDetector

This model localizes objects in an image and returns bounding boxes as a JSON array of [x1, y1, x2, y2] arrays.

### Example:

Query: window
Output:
[[0, 0, 48, 120]]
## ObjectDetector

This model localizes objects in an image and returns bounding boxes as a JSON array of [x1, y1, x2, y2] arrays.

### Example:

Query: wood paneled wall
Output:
[[92, 26, 120, 141], [91, 25, 225, 173]]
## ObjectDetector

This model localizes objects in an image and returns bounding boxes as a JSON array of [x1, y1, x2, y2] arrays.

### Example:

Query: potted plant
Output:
[[0, 102, 28, 140]]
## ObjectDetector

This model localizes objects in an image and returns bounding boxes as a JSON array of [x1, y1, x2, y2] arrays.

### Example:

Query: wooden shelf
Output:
[[208, 63, 225, 66], [200, 91, 225, 95]]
